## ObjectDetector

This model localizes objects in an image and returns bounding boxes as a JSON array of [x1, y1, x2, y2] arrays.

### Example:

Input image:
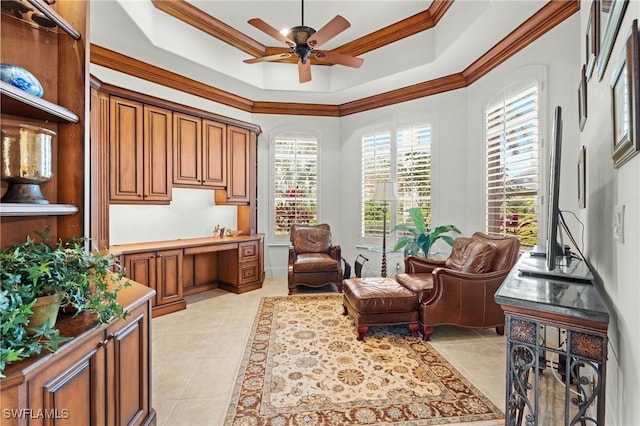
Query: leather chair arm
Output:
[[329, 245, 341, 261], [422, 268, 509, 305], [288, 246, 296, 269], [404, 256, 446, 274]]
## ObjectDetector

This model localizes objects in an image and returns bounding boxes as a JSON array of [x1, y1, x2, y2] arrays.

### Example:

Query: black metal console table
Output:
[[495, 254, 609, 425]]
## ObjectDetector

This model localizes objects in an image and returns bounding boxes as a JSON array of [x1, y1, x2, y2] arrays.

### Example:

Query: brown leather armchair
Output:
[[396, 232, 520, 340], [288, 224, 343, 295]]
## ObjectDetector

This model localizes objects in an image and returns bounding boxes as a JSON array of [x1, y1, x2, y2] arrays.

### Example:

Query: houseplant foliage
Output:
[[391, 207, 460, 257], [0, 229, 130, 377]]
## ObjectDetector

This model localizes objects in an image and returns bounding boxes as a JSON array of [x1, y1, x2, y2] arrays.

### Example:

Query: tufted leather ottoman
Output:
[[342, 277, 419, 341]]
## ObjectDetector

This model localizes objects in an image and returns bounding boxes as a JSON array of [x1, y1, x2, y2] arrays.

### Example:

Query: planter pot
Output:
[[28, 293, 62, 332], [1, 123, 55, 204]]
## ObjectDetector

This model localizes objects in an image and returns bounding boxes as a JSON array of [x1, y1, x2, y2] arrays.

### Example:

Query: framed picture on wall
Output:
[[586, 0, 600, 80], [610, 20, 640, 168], [597, 0, 629, 80], [578, 146, 586, 209], [579, 65, 587, 131]]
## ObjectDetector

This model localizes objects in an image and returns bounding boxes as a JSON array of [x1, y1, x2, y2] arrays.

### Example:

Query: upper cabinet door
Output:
[[109, 98, 172, 204], [110, 97, 144, 201], [144, 105, 173, 201], [226, 126, 250, 203], [202, 120, 227, 188], [173, 112, 202, 186]]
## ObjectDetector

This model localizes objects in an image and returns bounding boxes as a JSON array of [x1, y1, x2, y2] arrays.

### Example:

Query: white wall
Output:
[[576, 2, 640, 423]]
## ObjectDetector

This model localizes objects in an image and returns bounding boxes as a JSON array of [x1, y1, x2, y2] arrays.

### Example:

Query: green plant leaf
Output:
[[392, 236, 414, 251], [407, 208, 427, 234], [390, 224, 417, 235]]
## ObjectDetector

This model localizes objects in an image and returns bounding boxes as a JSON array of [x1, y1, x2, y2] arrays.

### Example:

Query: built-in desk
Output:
[[495, 254, 609, 425], [110, 234, 264, 316]]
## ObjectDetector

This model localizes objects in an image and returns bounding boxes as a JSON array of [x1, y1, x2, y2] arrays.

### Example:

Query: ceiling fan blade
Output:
[[244, 53, 292, 64], [313, 51, 364, 68], [298, 60, 311, 83], [248, 18, 295, 47], [307, 15, 350, 49]]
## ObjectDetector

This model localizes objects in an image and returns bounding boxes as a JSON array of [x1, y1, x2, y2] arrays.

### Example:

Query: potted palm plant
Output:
[[0, 229, 130, 377], [391, 207, 460, 258]]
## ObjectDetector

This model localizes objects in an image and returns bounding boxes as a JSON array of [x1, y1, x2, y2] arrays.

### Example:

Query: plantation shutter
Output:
[[486, 84, 539, 246], [362, 131, 391, 237], [274, 134, 318, 236], [396, 124, 432, 228]]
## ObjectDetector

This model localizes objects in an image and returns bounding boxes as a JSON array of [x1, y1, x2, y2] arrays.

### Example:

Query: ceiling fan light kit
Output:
[[244, 1, 363, 83]]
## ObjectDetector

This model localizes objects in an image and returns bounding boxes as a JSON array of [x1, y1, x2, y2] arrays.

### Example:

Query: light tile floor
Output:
[[151, 278, 568, 425]]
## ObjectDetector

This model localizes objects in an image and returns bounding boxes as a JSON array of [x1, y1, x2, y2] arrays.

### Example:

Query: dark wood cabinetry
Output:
[[173, 114, 229, 189], [172, 112, 203, 186], [122, 249, 185, 317], [0, 0, 87, 246], [91, 82, 260, 246], [203, 119, 227, 187], [109, 96, 172, 203], [0, 282, 156, 426], [220, 126, 251, 204], [112, 235, 265, 315]]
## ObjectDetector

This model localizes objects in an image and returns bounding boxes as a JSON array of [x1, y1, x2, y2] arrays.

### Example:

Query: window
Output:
[[273, 133, 318, 237], [485, 84, 539, 247], [362, 123, 432, 240]]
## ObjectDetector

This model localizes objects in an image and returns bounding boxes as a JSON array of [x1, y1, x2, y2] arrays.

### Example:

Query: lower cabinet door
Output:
[[107, 304, 150, 426], [28, 331, 107, 426], [155, 249, 183, 306], [123, 252, 157, 306], [238, 261, 259, 285]]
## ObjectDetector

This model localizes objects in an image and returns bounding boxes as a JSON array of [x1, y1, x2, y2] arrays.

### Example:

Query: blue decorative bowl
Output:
[[0, 64, 44, 97]]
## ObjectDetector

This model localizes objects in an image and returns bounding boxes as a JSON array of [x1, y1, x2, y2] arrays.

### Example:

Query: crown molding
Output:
[[151, 0, 455, 64], [91, 45, 254, 112], [463, 0, 579, 85], [151, 0, 265, 58], [90, 0, 579, 117]]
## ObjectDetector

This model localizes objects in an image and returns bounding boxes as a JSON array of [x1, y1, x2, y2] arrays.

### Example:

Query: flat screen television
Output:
[[546, 105, 564, 270], [517, 106, 593, 283]]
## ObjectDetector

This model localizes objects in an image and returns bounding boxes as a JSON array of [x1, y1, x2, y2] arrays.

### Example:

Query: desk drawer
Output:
[[239, 241, 258, 263], [239, 261, 259, 285]]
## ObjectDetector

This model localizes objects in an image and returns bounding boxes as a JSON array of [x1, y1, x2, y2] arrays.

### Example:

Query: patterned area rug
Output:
[[224, 294, 503, 425]]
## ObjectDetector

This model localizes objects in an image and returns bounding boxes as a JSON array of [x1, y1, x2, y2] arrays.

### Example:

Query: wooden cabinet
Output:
[[0, 0, 87, 247], [0, 282, 156, 426], [122, 249, 185, 317], [113, 235, 265, 306], [203, 119, 227, 187], [109, 97, 172, 204], [216, 125, 251, 205], [219, 235, 264, 293], [173, 113, 228, 188]]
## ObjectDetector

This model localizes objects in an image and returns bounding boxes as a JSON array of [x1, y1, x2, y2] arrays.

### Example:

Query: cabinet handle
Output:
[[97, 333, 116, 348]]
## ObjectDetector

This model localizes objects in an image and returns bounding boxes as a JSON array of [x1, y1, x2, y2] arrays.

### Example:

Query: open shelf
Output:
[[0, 81, 79, 123], [0, 203, 78, 217]]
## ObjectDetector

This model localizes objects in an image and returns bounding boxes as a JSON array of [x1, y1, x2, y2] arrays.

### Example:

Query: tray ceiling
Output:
[[90, 0, 571, 105]]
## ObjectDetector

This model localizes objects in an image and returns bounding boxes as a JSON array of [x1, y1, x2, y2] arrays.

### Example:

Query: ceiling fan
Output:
[[243, 0, 364, 83]]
